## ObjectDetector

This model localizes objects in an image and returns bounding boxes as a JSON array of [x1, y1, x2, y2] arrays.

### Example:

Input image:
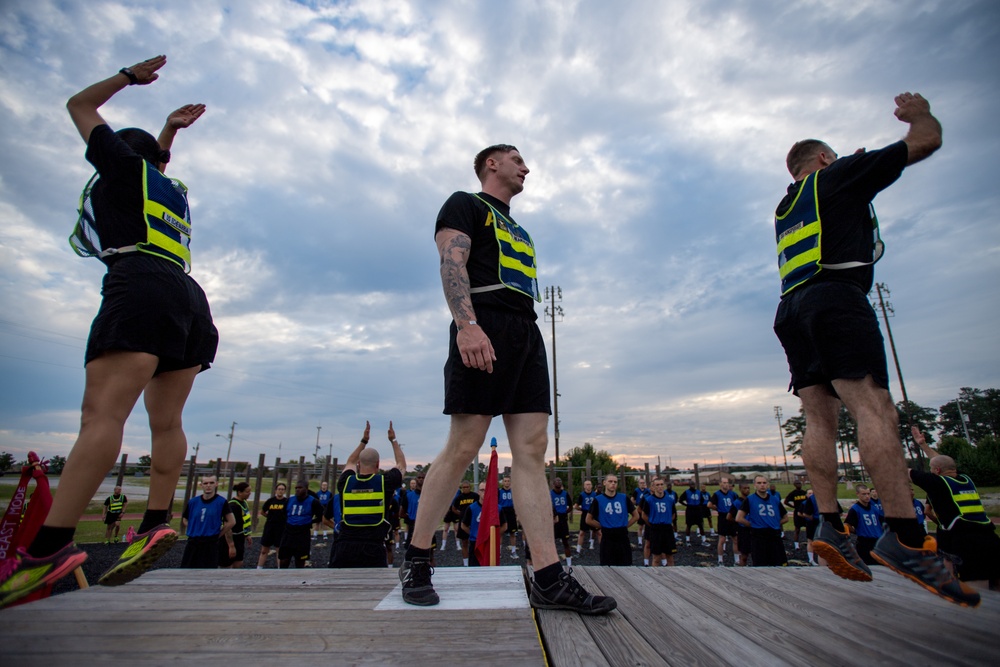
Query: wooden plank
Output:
[[568, 567, 677, 666], [535, 607, 612, 667], [608, 567, 791, 667]]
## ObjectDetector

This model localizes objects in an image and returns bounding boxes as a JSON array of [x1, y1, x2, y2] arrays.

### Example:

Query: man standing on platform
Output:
[[736, 476, 789, 567], [587, 474, 638, 566], [772, 92, 977, 606], [180, 475, 234, 569], [328, 421, 405, 568], [400, 144, 614, 615], [102, 485, 128, 544]]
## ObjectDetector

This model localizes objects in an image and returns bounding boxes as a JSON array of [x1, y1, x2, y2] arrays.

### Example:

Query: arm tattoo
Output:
[[437, 231, 476, 324]]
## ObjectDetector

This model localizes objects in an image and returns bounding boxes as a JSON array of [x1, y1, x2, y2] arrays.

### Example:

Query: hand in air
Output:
[[128, 55, 167, 85], [166, 104, 206, 130]]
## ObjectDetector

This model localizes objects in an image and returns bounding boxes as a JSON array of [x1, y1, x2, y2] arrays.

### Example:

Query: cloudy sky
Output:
[[1, 0, 997, 474]]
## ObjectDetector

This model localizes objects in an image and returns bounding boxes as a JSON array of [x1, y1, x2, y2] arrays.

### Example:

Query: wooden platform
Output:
[[1, 566, 997, 666]]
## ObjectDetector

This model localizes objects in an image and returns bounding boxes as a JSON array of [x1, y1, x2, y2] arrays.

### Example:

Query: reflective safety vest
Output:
[[775, 170, 883, 296], [71, 161, 193, 273], [233, 498, 251, 535], [342, 473, 387, 527], [107, 494, 126, 513], [942, 475, 990, 530], [468, 193, 540, 302]]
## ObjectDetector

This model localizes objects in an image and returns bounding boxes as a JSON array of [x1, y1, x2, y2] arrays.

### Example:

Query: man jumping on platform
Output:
[[399, 144, 615, 614]]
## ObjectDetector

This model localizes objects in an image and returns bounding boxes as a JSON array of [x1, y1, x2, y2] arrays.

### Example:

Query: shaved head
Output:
[[930, 455, 957, 474], [359, 448, 380, 470]]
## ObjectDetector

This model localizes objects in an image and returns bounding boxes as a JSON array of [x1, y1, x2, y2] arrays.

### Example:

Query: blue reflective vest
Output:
[[342, 473, 386, 527], [469, 193, 540, 302]]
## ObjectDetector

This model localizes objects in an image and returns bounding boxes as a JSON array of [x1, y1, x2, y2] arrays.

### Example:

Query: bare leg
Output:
[[798, 386, 842, 515], [503, 413, 559, 569], [833, 377, 915, 519], [144, 366, 200, 512], [411, 415, 490, 550], [44, 352, 158, 527]]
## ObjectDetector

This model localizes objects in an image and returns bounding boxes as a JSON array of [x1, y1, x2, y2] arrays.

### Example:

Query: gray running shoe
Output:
[[400, 557, 439, 606], [529, 569, 617, 615], [812, 517, 872, 582], [872, 532, 980, 607]]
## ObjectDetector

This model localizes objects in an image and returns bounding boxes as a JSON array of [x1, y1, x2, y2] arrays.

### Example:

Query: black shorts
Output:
[[647, 524, 677, 556], [685, 510, 703, 529], [457, 526, 470, 540], [261, 522, 285, 548], [500, 507, 518, 533], [717, 515, 737, 537], [443, 510, 460, 524], [736, 526, 753, 555], [279, 525, 312, 560], [329, 540, 387, 569], [750, 528, 787, 567], [804, 521, 818, 540], [443, 308, 551, 416], [773, 281, 889, 394], [553, 513, 570, 539], [104, 512, 122, 526], [218, 534, 246, 566], [180, 535, 219, 569], [599, 530, 633, 566], [86, 255, 218, 374]]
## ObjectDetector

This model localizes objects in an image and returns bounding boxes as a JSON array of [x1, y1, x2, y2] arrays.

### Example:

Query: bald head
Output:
[[358, 448, 380, 472], [930, 455, 957, 475]]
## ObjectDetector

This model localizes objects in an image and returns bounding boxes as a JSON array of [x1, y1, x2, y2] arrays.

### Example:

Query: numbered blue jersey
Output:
[[746, 492, 783, 530], [594, 493, 630, 529], [551, 489, 569, 515]]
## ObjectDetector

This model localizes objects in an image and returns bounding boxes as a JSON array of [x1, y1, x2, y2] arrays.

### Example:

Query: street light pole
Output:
[[544, 286, 564, 463], [216, 421, 237, 484], [774, 406, 790, 483]]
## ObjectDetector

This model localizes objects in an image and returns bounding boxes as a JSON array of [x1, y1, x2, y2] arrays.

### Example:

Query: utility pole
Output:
[[774, 406, 790, 483], [544, 286, 564, 463], [956, 399, 974, 445], [216, 421, 237, 487], [315, 424, 322, 463], [872, 283, 923, 469]]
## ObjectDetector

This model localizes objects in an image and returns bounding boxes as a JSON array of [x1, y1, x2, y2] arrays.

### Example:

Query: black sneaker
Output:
[[529, 569, 617, 615], [400, 557, 439, 606], [811, 517, 872, 582], [872, 532, 980, 607]]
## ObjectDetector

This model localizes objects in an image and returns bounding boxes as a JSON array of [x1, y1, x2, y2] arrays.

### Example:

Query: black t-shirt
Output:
[[910, 470, 994, 534], [451, 491, 480, 515], [776, 141, 908, 293], [435, 191, 537, 320], [261, 496, 288, 528], [332, 467, 404, 542], [84, 124, 153, 263]]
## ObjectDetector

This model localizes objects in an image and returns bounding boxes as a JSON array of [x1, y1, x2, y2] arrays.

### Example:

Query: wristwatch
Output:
[[119, 67, 139, 85]]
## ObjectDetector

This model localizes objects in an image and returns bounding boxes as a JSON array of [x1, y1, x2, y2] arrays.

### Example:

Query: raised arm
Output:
[[910, 426, 939, 459], [388, 421, 406, 473], [894, 92, 942, 165], [156, 104, 206, 173], [67, 55, 166, 143], [343, 421, 371, 474], [436, 227, 495, 373]]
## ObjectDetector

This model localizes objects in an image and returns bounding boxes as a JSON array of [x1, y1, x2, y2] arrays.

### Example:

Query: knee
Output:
[[148, 412, 184, 435]]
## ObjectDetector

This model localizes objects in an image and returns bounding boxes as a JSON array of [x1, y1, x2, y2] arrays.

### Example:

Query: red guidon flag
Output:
[[475, 438, 502, 566]]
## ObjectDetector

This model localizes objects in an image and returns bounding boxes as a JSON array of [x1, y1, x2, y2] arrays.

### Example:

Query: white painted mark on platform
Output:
[[376, 565, 530, 610]]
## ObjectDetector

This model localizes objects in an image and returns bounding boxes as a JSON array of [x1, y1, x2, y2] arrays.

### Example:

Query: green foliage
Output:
[[957, 436, 1000, 486], [937, 435, 973, 461], [938, 387, 1000, 442], [138, 454, 152, 467], [561, 442, 621, 491], [0, 451, 14, 473], [47, 455, 66, 474]]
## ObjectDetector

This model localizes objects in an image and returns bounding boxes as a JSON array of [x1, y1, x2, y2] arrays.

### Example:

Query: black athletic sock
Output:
[[533, 562, 564, 589], [821, 513, 845, 531], [137, 509, 169, 534], [405, 545, 432, 561], [886, 519, 925, 549], [27, 526, 76, 558]]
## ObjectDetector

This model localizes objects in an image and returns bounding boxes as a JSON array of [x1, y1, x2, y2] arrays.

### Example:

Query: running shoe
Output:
[[812, 517, 872, 582], [872, 532, 980, 607], [0, 543, 87, 609], [400, 556, 439, 606], [529, 568, 617, 615], [97, 523, 177, 586]]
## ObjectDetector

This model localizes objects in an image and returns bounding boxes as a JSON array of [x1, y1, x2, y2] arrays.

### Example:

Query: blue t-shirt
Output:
[[681, 489, 702, 507], [592, 493, 631, 529], [465, 501, 483, 541], [551, 489, 569, 515], [317, 489, 333, 508], [498, 487, 514, 509], [183, 494, 230, 538], [711, 489, 738, 516], [640, 493, 675, 525], [286, 494, 322, 527], [913, 498, 926, 527], [577, 491, 597, 513], [403, 489, 421, 520], [847, 502, 884, 539], [745, 492, 784, 530]]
